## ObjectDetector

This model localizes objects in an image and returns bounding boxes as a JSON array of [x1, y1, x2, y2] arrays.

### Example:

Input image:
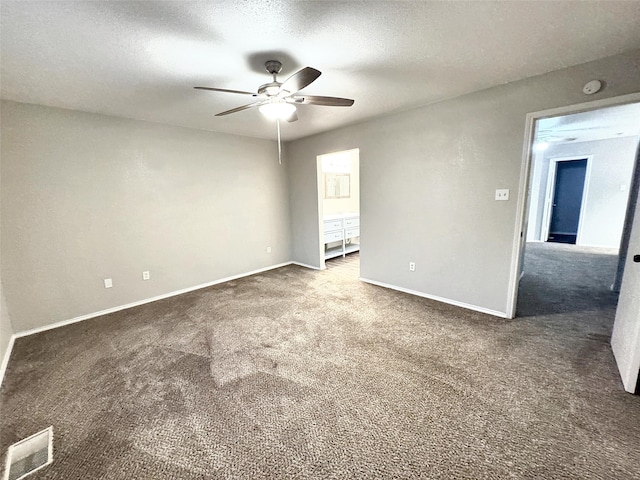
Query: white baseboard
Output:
[[3, 262, 296, 388], [14, 262, 293, 340], [290, 261, 322, 270], [576, 243, 620, 251], [2, 263, 506, 388], [359, 277, 508, 318], [0, 334, 16, 388]]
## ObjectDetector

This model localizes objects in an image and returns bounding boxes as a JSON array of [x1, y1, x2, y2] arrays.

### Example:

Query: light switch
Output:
[[104, 278, 113, 288], [495, 189, 510, 201]]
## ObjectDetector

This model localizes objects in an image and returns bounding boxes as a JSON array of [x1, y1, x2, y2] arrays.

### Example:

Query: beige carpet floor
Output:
[[1, 245, 639, 479]]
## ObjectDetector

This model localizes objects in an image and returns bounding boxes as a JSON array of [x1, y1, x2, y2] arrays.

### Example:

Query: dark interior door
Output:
[[548, 159, 587, 244]]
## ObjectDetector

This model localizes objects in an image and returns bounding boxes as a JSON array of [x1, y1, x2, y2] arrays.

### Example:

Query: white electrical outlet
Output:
[[142, 271, 150, 280], [409, 262, 416, 272], [266, 246, 272, 254], [495, 189, 510, 201], [104, 278, 113, 288]]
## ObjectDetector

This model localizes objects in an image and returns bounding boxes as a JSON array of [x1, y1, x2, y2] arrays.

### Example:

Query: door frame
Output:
[[506, 91, 640, 319], [541, 156, 593, 244], [316, 154, 327, 270]]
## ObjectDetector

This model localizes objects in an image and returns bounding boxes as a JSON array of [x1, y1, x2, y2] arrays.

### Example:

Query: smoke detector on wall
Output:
[[582, 80, 602, 95]]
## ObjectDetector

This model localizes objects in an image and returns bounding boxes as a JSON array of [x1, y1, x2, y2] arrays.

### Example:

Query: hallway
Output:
[[517, 241, 619, 334]]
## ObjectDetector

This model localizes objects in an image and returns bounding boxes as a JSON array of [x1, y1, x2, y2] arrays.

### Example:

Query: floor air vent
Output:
[[3, 427, 53, 480]]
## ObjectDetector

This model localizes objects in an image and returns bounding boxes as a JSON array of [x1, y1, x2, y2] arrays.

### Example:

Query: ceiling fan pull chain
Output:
[[277, 119, 282, 165]]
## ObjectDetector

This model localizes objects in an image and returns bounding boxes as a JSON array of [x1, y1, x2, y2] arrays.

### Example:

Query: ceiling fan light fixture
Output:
[[259, 102, 296, 121]]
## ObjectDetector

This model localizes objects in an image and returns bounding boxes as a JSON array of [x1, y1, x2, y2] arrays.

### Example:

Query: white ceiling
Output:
[[536, 102, 640, 145], [2, 1, 640, 141]]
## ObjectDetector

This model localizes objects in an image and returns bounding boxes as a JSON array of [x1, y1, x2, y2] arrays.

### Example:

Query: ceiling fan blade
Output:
[[286, 111, 299, 123], [195, 86, 258, 96], [279, 67, 321, 94], [215, 101, 265, 116], [291, 95, 354, 107]]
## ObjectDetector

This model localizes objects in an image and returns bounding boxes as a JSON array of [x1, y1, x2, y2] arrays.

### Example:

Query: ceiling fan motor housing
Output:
[[265, 60, 283, 75], [258, 82, 282, 96]]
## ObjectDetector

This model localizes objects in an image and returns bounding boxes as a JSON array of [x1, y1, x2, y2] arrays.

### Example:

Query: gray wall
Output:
[[288, 49, 640, 315], [527, 136, 639, 247], [1, 101, 292, 332]]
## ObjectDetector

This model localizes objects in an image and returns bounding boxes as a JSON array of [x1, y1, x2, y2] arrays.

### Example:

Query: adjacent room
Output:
[[318, 148, 361, 273], [1, 2, 640, 478], [518, 103, 640, 317]]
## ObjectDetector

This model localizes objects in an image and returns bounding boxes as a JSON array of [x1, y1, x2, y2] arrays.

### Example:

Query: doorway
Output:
[[545, 157, 589, 244], [508, 94, 640, 393], [316, 149, 360, 272]]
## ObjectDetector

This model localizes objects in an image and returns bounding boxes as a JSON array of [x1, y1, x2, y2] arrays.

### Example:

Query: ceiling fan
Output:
[[194, 60, 355, 122], [194, 60, 354, 164]]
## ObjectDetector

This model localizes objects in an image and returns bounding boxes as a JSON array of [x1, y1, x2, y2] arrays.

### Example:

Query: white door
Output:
[[611, 188, 640, 393]]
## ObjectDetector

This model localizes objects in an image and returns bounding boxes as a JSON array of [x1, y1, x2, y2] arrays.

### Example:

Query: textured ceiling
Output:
[[2, 1, 640, 141], [536, 102, 640, 145]]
